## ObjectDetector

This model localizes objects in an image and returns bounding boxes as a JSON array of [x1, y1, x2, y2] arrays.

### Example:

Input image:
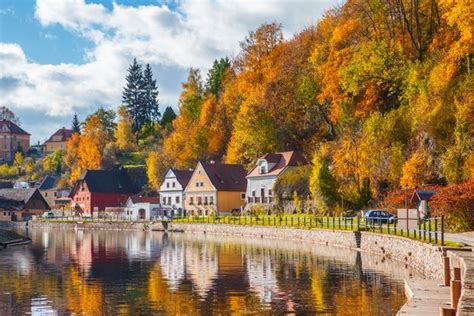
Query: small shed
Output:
[[410, 189, 436, 218]]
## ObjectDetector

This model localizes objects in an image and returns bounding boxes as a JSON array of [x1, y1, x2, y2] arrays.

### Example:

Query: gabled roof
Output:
[[247, 151, 307, 178], [71, 167, 138, 195], [410, 189, 437, 203], [44, 127, 74, 143], [129, 195, 160, 204], [199, 161, 247, 192], [171, 169, 193, 188], [38, 175, 58, 190], [0, 188, 38, 205], [0, 120, 30, 136]]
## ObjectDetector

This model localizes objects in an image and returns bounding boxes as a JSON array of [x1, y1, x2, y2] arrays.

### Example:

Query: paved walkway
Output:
[[446, 232, 474, 247], [397, 278, 451, 315]]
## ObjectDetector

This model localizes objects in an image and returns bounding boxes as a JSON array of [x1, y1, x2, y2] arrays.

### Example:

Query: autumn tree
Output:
[[115, 105, 136, 151]]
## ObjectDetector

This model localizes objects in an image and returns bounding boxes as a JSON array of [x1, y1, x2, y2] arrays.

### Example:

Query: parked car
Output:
[[41, 211, 55, 219], [364, 210, 397, 224]]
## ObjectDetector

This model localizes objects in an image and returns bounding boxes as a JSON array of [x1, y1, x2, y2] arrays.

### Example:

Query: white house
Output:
[[246, 151, 307, 207], [159, 169, 193, 217], [123, 195, 161, 220]]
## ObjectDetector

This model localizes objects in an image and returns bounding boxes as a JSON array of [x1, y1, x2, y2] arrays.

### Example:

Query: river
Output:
[[0, 227, 415, 315]]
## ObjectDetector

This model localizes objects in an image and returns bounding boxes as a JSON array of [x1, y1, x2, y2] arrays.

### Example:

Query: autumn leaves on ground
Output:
[[16, 0, 474, 230]]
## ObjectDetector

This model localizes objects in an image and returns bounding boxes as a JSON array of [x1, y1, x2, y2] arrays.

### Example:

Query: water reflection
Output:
[[0, 228, 412, 315]]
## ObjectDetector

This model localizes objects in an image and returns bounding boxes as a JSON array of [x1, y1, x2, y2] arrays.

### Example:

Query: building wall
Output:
[[44, 141, 67, 153], [0, 133, 30, 161], [159, 191, 184, 210], [184, 163, 217, 215], [217, 191, 245, 214], [124, 203, 160, 220], [246, 176, 277, 204]]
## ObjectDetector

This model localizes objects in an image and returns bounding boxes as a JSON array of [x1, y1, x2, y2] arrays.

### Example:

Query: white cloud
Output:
[[1, 0, 335, 141]]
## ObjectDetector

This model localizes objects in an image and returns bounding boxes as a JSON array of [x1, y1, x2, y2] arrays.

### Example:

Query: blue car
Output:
[[364, 210, 397, 224]]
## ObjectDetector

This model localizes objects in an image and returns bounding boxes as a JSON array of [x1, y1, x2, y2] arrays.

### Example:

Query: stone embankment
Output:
[[168, 222, 445, 280], [0, 228, 30, 248], [448, 250, 474, 315]]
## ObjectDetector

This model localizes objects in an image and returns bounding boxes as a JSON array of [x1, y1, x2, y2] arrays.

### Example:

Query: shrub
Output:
[[430, 180, 474, 232]]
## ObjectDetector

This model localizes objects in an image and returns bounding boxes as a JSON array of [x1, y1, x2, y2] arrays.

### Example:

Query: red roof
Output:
[[44, 127, 74, 143], [247, 151, 307, 177], [130, 195, 160, 204], [0, 120, 30, 136]]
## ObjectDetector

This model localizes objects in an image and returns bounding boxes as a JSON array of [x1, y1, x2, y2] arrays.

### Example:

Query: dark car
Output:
[[364, 210, 397, 224]]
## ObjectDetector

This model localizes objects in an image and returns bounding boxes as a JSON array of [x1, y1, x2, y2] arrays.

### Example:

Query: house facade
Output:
[[159, 169, 193, 217], [123, 195, 160, 220], [0, 120, 30, 162], [43, 127, 74, 153], [70, 167, 138, 217], [184, 161, 247, 216], [246, 151, 307, 207], [38, 175, 70, 209], [0, 188, 49, 221]]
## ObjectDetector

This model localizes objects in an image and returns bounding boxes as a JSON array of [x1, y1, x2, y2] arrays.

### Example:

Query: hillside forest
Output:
[[5, 0, 473, 229]]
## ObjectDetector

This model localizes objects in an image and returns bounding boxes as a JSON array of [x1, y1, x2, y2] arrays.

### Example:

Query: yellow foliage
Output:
[[115, 105, 136, 151], [400, 150, 432, 188]]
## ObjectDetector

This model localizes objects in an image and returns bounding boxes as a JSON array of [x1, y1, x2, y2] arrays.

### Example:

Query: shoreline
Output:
[[0, 228, 31, 249], [28, 220, 473, 314]]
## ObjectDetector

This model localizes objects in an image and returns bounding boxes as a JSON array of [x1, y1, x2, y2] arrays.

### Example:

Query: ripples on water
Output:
[[0, 228, 412, 315]]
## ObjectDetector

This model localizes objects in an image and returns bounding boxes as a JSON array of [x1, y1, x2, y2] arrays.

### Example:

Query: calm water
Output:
[[0, 228, 413, 315]]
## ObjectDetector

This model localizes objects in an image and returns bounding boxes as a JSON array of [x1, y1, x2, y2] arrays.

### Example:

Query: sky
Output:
[[0, 0, 335, 143]]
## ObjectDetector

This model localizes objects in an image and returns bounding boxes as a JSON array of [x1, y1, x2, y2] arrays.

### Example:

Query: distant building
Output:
[[70, 167, 138, 217], [184, 161, 247, 216], [246, 151, 307, 207], [123, 195, 160, 220], [38, 175, 70, 210], [0, 120, 30, 162], [411, 189, 437, 218], [159, 168, 193, 217], [0, 188, 49, 221], [43, 127, 74, 153]]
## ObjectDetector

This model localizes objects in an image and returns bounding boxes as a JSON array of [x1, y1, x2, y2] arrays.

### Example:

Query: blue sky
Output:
[[0, 0, 334, 143]]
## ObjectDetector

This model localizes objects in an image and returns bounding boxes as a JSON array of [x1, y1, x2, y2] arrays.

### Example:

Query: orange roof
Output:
[[247, 151, 307, 177]]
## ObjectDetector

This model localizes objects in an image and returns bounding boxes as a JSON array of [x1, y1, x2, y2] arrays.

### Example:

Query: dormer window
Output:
[[259, 165, 266, 174], [257, 159, 268, 174]]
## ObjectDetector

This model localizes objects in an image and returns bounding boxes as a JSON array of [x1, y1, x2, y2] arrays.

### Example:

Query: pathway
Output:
[[445, 232, 474, 247], [397, 278, 451, 315]]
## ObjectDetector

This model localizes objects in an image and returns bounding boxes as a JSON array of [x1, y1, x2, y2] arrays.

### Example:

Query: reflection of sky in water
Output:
[[0, 228, 411, 315], [30, 297, 57, 315]]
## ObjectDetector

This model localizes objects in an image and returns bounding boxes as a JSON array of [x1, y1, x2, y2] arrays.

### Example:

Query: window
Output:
[[189, 197, 194, 205], [172, 182, 175, 188], [210, 196, 214, 205], [166, 182, 170, 188], [3, 212, 5, 216], [240, 192, 246, 200], [259, 165, 266, 174], [45, 192, 48, 197], [201, 182, 204, 187], [196, 182, 199, 187], [197, 197, 202, 205], [54, 192, 57, 197], [268, 189, 272, 196], [204, 196, 208, 205], [252, 190, 256, 197], [176, 196, 180, 204]]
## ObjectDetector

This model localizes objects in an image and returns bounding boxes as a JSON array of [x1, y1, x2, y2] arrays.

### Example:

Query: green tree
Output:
[[72, 113, 81, 134], [160, 106, 177, 128], [205, 57, 230, 96]]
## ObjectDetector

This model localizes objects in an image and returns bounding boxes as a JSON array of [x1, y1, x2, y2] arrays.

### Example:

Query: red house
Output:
[[70, 167, 138, 217]]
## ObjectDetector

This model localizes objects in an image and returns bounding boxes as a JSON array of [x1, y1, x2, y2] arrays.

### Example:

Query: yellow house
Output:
[[184, 161, 247, 216], [43, 127, 74, 153]]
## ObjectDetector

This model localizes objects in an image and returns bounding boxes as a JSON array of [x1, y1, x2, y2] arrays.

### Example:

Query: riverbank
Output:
[[0, 229, 30, 248]]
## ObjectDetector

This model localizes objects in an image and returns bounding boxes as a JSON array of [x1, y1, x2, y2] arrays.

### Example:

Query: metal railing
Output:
[[172, 215, 445, 246]]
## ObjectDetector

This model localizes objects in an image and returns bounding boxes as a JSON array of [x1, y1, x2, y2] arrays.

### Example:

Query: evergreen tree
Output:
[[143, 63, 160, 123], [160, 106, 177, 127], [122, 58, 146, 138], [72, 113, 81, 134], [205, 57, 230, 96]]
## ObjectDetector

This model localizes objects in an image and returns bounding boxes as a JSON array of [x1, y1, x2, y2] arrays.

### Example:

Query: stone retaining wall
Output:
[[448, 250, 474, 315], [169, 222, 444, 280]]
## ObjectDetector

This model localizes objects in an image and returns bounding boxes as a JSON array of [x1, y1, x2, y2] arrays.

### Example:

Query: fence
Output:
[[172, 215, 445, 246]]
